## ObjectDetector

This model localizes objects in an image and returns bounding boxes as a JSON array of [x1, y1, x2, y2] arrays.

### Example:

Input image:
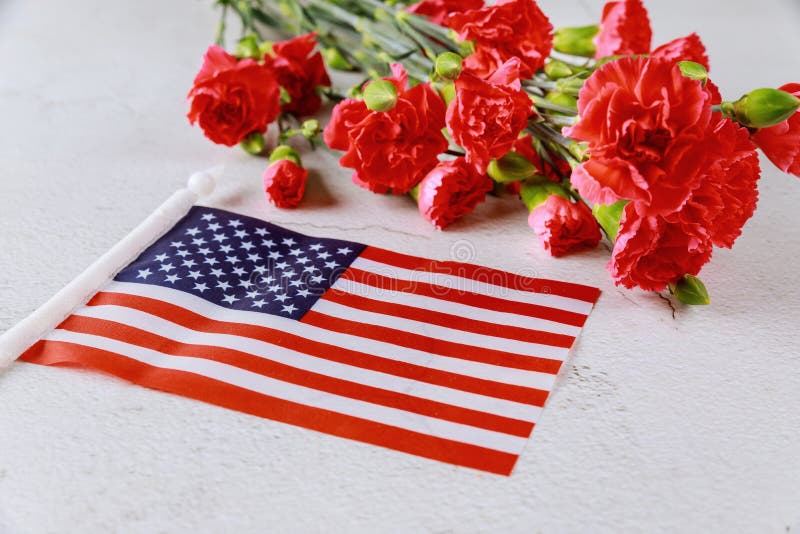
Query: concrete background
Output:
[[1, 0, 799, 532]]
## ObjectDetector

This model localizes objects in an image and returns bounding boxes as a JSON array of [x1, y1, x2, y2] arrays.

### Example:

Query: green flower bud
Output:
[[678, 61, 708, 85], [269, 145, 301, 165], [363, 80, 398, 112], [727, 88, 800, 128], [435, 52, 463, 81], [553, 25, 599, 58], [488, 152, 539, 183], [545, 91, 578, 113], [520, 181, 570, 212], [301, 119, 321, 139], [322, 47, 353, 71], [240, 132, 266, 156], [591, 200, 627, 242], [544, 60, 573, 80], [235, 34, 261, 59], [669, 274, 710, 305]]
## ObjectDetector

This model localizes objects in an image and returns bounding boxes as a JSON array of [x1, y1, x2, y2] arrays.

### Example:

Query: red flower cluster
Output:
[[447, 0, 553, 78], [188, 34, 330, 147], [324, 65, 448, 194], [566, 56, 761, 290], [186, 0, 800, 302]]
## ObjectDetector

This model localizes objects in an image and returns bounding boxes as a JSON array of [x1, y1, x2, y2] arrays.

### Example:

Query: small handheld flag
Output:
[[4, 182, 599, 475]]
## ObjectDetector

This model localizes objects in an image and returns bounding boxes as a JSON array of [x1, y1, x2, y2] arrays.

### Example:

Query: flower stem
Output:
[[530, 94, 578, 116], [215, 2, 228, 46]]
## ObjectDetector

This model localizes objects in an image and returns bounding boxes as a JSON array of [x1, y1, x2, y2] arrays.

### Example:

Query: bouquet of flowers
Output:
[[187, 0, 800, 305]]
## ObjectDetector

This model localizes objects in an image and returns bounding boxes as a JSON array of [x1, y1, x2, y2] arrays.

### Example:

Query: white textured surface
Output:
[[1, 0, 799, 532]]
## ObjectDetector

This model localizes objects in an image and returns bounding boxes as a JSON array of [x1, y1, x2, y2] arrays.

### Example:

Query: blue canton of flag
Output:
[[116, 207, 365, 319]]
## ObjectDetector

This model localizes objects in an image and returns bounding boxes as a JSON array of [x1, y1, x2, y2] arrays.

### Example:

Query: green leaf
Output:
[[669, 274, 710, 305], [678, 61, 708, 85], [591, 201, 627, 242]]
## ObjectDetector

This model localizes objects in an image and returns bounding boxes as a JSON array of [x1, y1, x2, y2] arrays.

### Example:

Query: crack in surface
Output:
[[269, 221, 430, 240], [658, 292, 677, 320], [616, 289, 641, 308]]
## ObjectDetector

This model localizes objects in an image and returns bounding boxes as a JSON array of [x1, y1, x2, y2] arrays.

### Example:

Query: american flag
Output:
[[21, 206, 599, 475]]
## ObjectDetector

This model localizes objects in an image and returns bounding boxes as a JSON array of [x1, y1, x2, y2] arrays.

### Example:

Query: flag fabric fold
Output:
[[21, 206, 599, 475]]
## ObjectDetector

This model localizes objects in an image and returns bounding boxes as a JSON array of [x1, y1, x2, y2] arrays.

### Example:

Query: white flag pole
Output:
[[0, 166, 222, 371]]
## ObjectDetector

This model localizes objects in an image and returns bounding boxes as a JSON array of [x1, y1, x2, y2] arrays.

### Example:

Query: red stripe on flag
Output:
[[322, 288, 575, 349], [340, 267, 588, 328], [301, 310, 552, 407], [87, 292, 554, 405], [20, 340, 519, 476], [360, 246, 601, 304], [54, 315, 535, 438]]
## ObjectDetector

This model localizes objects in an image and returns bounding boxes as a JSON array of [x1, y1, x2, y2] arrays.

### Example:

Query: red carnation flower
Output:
[[600, 119, 760, 290], [447, 58, 532, 173], [407, 0, 483, 26], [528, 196, 602, 257], [270, 33, 331, 117], [336, 66, 448, 194], [565, 56, 713, 215], [187, 45, 280, 146], [651, 33, 710, 70], [323, 98, 370, 151], [593, 0, 652, 59], [609, 205, 713, 291], [752, 83, 800, 177], [672, 118, 761, 248], [448, 0, 553, 78], [263, 159, 308, 209], [416, 158, 493, 229]]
